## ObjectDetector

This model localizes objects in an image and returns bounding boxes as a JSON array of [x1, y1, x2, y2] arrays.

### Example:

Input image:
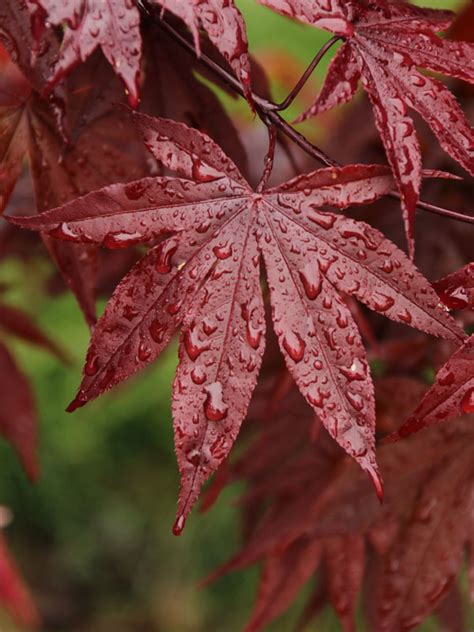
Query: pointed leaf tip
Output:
[[173, 514, 186, 536], [66, 398, 83, 413], [367, 466, 384, 503]]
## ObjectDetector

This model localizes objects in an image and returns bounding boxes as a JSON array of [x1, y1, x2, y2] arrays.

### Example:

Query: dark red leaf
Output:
[[11, 113, 465, 528], [0, 533, 40, 628], [0, 0, 59, 91], [0, 342, 38, 480], [244, 538, 322, 632], [153, 0, 253, 104], [215, 379, 474, 632], [262, 0, 474, 253], [27, 0, 142, 106], [370, 450, 472, 631], [386, 335, 474, 441], [0, 303, 66, 361], [434, 262, 474, 311], [139, 26, 248, 177], [0, 48, 149, 325]]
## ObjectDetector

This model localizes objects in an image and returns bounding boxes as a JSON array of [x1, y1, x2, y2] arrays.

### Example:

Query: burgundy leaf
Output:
[[273, 0, 474, 253], [0, 533, 40, 628], [244, 538, 322, 632], [256, 0, 354, 37], [370, 452, 473, 631], [216, 379, 474, 632], [27, 0, 142, 106], [325, 535, 365, 632], [0, 50, 149, 325], [434, 262, 474, 311], [0, 342, 38, 480], [387, 335, 474, 441], [154, 0, 252, 103], [0, 0, 59, 91], [11, 113, 465, 528], [140, 26, 248, 177], [435, 585, 465, 632], [0, 304, 65, 361]]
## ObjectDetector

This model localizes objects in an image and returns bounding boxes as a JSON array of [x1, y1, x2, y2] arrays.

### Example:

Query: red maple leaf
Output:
[[387, 334, 474, 441], [153, 0, 253, 104], [0, 36, 149, 325], [26, 0, 143, 106], [0, 532, 40, 628], [0, 300, 65, 481], [10, 112, 465, 530], [211, 377, 474, 632], [259, 0, 474, 256], [434, 262, 474, 311]]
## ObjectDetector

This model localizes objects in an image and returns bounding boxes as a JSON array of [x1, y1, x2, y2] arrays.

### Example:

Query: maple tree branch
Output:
[[139, 1, 474, 228], [257, 124, 277, 192], [270, 35, 341, 112]]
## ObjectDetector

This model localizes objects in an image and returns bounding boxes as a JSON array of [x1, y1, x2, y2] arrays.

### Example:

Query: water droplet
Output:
[[213, 242, 233, 260], [137, 340, 151, 361], [282, 331, 305, 362], [373, 293, 395, 312], [307, 386, 329, 408], [438, 371, 455, 386], [346, 391, 364, 411], [49, 222, 79, 241], [173, 514, 186, 536], [204, 382, 228, 421], [191, 366, 206, 385], [340, 358, 366, 381], [149, 319, 165, 343], [398, 309, 412, 324], [438, 287, 469, 310], [156, 239, 178, 273], [246, 323, 262, 349], [125, 181, 147, 200], [210, 436, 227, 459], [202, 319, 217, 336], [341, 227, 378, 250], [184, 326, 210, 361], [461, 387, 474, 414], [103, 231, 143, 249], [299, 262, 322, 300], [192, 157, 221, 182], [85, 353, 99, 376], [308, 210, 336, 229]]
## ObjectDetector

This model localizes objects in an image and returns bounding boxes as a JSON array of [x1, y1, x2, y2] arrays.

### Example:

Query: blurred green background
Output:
[[0, 0, 468, 630]]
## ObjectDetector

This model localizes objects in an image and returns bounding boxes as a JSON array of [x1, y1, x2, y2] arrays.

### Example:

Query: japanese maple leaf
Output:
[[214, 379, 474, 632], [367, 443, 474, 632], [0, 301, 65, 480], [0, 342, 38, 481], [26, 0, 142, 106], [434, 262, 474, 311], [241, 533, 364, 632], [0, 42, 149, 325], [386, 334, 474, 441], [0, 533, 39, 628], [153, 0, 253, 103], [10, 112, 464, 530], [260, 0, 474, 256]]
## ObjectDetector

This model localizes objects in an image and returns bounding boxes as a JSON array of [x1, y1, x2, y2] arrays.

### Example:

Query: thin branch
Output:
[[257, 124, 277, 192], [139, 1, 474, 227], [271, 35, 341, 112]]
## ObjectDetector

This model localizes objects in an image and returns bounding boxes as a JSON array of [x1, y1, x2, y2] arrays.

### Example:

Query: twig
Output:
[[270, 35, 341, 112], [257, 124, 277, 192]]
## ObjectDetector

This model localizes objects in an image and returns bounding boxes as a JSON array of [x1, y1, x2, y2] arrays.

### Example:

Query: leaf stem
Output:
[[270, 36, 341, 112], [139, 1, 474, 228], [256, 124, 277, 192]]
